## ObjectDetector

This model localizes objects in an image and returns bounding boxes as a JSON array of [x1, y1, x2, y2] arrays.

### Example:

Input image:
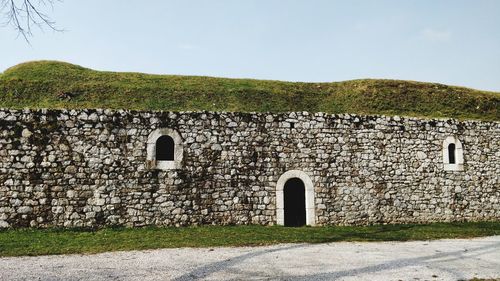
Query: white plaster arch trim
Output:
[[442, 136, 464, 171], [276, 170, 316, 226], [146, 128, 183, 170]]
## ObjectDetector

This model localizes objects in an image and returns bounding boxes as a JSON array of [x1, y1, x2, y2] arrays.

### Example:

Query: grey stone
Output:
[[0, 220, 9, 228], [17, 206, 32, 214], [0, 108, 497, 229]]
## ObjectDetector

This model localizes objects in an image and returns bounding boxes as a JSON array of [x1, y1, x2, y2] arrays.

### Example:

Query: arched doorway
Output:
[[284, 178, 306, 227], [276, 170, 315, 226]]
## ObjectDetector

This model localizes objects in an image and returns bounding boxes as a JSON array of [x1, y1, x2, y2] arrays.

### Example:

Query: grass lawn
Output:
[[0, 221, 498, 257]]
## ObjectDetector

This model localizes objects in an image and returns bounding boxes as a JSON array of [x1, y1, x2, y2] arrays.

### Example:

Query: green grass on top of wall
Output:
[[0, 60, 498, 121]]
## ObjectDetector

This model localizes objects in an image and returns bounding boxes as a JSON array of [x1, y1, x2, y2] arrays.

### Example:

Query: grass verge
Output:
[[0, 222, 499, 257]]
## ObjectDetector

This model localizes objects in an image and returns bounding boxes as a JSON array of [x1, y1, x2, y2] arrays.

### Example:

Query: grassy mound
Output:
[[1, 60, 498, 120]]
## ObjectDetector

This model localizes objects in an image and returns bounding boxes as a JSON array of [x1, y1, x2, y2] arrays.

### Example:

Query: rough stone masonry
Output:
[[0, 108, 498, 228]]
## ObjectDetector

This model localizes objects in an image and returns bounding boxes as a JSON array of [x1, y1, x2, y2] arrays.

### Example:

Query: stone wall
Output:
[[0, 108, 498, 228]]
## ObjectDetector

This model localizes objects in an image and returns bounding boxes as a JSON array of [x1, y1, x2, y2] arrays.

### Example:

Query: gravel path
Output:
[[1, 236, 499, 281]]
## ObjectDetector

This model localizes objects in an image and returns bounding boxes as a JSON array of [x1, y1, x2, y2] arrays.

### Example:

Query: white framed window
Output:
[[442, 136, 464, 171], [146, 128, 183, 170]]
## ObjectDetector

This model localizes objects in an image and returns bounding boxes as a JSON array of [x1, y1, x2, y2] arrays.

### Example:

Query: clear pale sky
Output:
[[2, 0, 500, 91]]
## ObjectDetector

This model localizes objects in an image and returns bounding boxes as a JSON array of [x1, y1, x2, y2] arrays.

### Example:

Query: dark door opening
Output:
[[284, 178, 306, 227]]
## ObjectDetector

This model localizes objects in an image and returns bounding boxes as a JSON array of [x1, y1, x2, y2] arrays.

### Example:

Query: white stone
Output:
[[21, 129, 32, 138], [417, 151, 427, 160]]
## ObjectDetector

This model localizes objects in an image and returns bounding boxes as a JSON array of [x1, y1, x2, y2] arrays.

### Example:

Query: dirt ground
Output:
[[0, 236, 499, 281]]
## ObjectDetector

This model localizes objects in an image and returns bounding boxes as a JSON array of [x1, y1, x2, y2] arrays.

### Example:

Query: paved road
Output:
[[1, 236, 499, 281]]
